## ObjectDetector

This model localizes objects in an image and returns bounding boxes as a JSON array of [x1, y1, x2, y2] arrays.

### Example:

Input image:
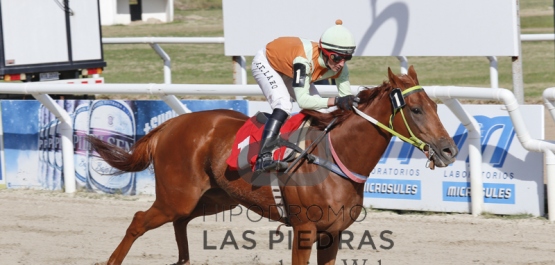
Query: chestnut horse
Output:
[[88, 66, 458, 265]]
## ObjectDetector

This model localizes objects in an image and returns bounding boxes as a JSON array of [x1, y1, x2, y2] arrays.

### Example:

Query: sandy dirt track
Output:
[[1, 189, 554, 265]]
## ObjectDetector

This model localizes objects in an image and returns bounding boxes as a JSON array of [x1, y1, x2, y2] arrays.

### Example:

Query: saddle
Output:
[[226, 112, 311, 172], [227, 111, 368, 184]]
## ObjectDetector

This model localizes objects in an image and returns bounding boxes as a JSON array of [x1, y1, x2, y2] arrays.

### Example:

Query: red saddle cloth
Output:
[[226, 112, 307, 171]]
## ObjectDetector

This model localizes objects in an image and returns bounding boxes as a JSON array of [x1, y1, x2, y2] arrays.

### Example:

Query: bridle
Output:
[[352, 85, 436, 167], [285, 85, 435, 181]]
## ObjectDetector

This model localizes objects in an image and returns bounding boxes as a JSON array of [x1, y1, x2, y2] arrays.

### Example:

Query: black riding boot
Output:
[[254, 108, 288, 172]]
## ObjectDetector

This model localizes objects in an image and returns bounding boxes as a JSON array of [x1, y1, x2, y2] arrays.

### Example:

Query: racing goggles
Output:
[[329, 53, 352, 63], [322, 48, 352, 63]]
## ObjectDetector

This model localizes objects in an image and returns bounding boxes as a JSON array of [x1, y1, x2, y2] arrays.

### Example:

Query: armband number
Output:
[[293, 63, 306, 87]]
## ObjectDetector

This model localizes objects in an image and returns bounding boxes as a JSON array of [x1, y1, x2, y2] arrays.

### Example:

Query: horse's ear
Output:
[[387, 67, 400, 87], [407, 65, 419, 84]]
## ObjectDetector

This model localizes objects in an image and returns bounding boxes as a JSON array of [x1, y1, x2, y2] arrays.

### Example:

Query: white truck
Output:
[[0, 0, 106, 98]]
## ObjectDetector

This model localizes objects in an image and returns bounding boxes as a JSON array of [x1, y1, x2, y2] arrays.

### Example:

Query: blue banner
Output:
[[363, 178, 421, 200], [1, 99, 248, 194], [442, 181, 515, 204], [0, 101, 3, 185]]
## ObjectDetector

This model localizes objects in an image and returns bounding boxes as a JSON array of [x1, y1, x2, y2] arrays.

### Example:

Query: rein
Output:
[[320, 85, 433, 182], [352, 85, 427, 151], [291, 85, 432, 183], [277, 86, 432, 203]]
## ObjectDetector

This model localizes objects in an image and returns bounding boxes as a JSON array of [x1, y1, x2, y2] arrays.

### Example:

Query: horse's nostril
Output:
[[442, 146, 458, 158], [442, 147, 453, 158]]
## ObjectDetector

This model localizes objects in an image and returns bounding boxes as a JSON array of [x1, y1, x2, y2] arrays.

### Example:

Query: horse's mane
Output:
[[302, 73, 414, 130]]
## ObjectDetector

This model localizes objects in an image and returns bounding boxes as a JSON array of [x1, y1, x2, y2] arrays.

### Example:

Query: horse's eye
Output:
[[411, 108, 422, 114]]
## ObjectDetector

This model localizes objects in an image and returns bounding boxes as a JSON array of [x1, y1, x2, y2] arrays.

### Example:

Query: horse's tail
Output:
[[86, 120, 170, 174]]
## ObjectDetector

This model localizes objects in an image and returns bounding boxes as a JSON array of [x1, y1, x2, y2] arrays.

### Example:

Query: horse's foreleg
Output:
[[107, 204, 174, 265], [171, 192, 238, 265], [316, 232, 340, 265], [291, 224, 317, 265]]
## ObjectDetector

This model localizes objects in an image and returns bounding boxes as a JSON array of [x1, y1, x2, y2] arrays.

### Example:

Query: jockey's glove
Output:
[[335, 95, 360, 110]]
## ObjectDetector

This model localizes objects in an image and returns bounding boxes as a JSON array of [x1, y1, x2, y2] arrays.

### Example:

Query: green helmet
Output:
[[319, 19, 356, 55]]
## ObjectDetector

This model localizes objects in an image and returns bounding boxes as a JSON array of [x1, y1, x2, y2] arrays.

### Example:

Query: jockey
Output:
[[252, 19, 359, 172]]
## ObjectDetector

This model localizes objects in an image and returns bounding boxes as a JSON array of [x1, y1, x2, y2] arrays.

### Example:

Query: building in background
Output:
[[99, 0, 174, 25]]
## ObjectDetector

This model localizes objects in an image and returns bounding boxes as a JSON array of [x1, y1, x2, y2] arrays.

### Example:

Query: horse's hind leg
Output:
[[108, 196, 200, 265], [107, 202, 176, 265]]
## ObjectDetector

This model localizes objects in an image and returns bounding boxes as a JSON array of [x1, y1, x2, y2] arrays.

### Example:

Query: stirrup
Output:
[[255, 154, 288, 172]]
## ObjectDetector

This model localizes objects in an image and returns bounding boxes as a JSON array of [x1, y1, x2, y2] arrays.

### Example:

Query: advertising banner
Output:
[[1, 101, 545, 216], [363, 105, 545, 216], [0, 101, 5, 188], [1, 99, 248, 194], [3, 100, 42, 189]]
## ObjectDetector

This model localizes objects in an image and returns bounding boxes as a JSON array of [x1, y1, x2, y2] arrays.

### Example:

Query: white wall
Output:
[[142, 0, 173, 22], [99, 0, 117, 25], [99, 0, 173, 25]]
